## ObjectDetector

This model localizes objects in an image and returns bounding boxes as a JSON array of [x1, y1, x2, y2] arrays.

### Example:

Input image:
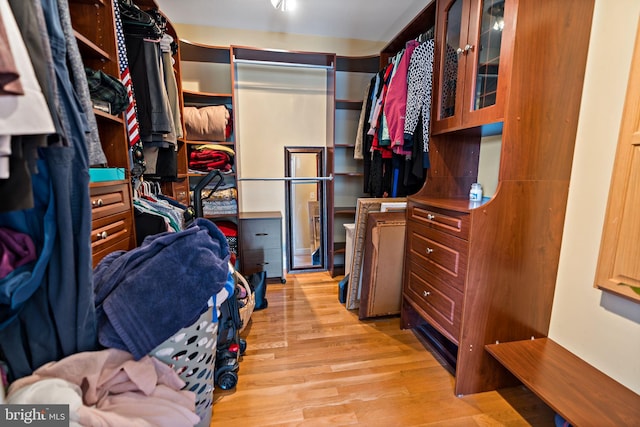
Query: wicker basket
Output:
[[151, 307, 218, 427], [230, 264, 254, 333]]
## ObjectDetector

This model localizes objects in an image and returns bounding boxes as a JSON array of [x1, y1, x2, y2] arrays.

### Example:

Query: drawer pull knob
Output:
[[93, 198, 104, 207], [423, 291, 431, 297], [97, 231, 108, 240], [255, 233, 268, 236], [426, 247, 434, 254], [427, 213, 435, 220]]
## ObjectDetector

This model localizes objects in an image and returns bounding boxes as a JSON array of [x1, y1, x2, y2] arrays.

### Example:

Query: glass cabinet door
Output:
[[439, 0, 464, 120], [433, 0, 512, 134], [473, 0, 505, 111]]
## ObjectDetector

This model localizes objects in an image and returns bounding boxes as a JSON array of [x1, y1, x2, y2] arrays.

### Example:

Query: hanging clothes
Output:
[[384, 39, 419, 155], [359, 33, 435, 198], [0, 0, 97, 382], [119, 1, 180, 182], [0, 0, 56, 211], [362, 72, 379, 194], [404, 38, 435, 168]]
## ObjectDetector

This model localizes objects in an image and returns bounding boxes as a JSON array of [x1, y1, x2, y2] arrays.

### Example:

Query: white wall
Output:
[[234, 63, 327, 214], [549, 0, 640, 394]]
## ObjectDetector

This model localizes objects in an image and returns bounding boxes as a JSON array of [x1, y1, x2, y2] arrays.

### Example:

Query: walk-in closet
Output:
[[1, 0, 639, 425]]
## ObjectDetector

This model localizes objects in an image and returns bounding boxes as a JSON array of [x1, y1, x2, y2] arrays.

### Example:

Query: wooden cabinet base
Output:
[[90, 180, 135, 267]]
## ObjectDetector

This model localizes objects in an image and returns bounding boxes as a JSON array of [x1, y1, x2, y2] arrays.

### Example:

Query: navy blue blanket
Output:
[[93, 218, 230, 359]]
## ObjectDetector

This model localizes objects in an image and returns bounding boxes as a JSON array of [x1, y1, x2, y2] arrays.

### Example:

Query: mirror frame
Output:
[[284, 146, 326, 273]]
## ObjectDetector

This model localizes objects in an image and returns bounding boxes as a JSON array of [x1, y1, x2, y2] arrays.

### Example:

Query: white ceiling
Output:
[[154, 0, 433, 43]]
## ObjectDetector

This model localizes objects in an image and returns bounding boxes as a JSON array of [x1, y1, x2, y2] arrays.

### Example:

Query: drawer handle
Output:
[[93, 198, 104, 207], [255, 233, 268, 236], [97, 231, 108, 240], [425, 247, 434, 254], [426, 213, 435, 220], [257, 262, 269, 266], [423, 291, 431, 297]]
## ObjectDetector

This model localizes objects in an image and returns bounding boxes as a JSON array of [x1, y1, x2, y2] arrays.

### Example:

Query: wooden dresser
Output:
[[239, 211, 285, 283], [404, 202, 468, 343], [90, 181, 135, 267]]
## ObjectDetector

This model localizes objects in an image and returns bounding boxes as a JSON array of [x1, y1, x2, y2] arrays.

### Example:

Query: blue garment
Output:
[[93, 218, 230, 360], [0, 157, 56, 329], [0, 0, 96, 381], [41, 0, 95, 360]]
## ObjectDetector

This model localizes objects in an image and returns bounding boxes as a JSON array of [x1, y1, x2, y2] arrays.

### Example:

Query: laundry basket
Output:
[[151, 307, 218, 427], [230, 264, 254, 334]]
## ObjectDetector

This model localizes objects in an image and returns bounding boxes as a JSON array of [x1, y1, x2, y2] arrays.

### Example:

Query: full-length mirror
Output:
[[285, 147, 325, 272]]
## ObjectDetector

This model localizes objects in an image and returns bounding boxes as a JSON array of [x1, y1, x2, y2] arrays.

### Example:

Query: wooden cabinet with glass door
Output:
[[432, 0, 515, 134], [401, 0, 595, 395]]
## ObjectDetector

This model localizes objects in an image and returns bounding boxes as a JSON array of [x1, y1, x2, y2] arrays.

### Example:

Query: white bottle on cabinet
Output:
[[470, 183, 483, 202]]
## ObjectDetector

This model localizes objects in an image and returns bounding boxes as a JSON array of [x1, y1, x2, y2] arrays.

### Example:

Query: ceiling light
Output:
[[271, 0, 296, 12]]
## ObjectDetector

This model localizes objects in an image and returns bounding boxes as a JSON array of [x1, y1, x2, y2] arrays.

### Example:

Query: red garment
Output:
[[188, 150, 233, 171], [189, 150, 232, 161], [384, 40, 419, 153], [188, 160, 231, 172], [216, 221, 237, 237], [225, 114, 233, 139]]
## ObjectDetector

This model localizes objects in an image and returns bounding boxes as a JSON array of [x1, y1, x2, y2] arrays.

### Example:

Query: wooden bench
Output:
[[485, 338, 640, 427]]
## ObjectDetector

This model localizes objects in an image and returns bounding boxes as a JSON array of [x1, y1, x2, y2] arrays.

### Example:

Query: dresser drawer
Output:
[[407, 222, 468, 293], [405, 261, 463, 343], [242, 248, 282, 278], [90, 181, 131, 221], [91, 210, 133, 255], [408, 203, 470, 240], [240, 219, 282, 249], [92, 235, 131, 268]]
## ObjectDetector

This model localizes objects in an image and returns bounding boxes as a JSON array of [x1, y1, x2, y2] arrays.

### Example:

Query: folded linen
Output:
[[183, 105, 229, 142], [93, 218, 230, 360]]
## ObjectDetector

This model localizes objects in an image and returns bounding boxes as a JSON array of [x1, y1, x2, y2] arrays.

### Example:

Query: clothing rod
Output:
[[233, 57, 334, 70], [237, 176, 333, 182]]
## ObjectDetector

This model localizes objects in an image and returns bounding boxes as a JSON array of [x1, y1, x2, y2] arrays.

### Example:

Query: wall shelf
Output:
[[73, 30, 112, 62]]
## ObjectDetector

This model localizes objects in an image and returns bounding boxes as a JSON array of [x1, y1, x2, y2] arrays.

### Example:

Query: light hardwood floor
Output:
[[211, 272, 555, 426]]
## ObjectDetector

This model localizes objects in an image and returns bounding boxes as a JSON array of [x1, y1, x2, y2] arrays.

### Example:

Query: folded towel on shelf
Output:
[[93, 218, 230, 360], [183, 105, 230, 142], [202, 199, 237, 216]]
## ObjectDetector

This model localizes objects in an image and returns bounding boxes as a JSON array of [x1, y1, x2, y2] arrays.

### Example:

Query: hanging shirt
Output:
[[384, 40, 419, 154], [404, 39, 435, 156]]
